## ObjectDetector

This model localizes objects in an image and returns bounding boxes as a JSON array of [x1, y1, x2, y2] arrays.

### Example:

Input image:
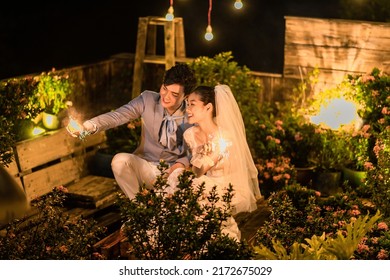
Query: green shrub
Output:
[[0, 186, 106, 260], [118, 162, 253, 260], [253, 211, 382, 260], [0, 76, 40, 166], [189, 52, 262, 153]]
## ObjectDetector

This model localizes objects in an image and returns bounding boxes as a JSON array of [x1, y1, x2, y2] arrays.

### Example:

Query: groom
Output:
[[68, 63, 197, 199]]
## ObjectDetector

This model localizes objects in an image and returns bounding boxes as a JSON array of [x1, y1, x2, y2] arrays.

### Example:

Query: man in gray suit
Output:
[[68, 63, 197, 199]]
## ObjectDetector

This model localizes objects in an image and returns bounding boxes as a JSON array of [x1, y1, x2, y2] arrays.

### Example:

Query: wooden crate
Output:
[[13, 128, 107, 201]]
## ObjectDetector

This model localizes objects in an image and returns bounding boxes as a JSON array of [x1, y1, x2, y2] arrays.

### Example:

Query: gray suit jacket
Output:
[[89, 90, 192, 167]]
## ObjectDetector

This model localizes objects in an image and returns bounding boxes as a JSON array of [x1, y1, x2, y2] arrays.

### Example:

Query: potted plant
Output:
[[311, 126, 349, 196], [34, 69, 73, 130], [342, 124, 373, 187], [282, 113, 323, 186]]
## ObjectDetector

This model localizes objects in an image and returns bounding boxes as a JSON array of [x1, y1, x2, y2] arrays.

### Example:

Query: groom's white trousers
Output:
[[111, 153, 160, 199]]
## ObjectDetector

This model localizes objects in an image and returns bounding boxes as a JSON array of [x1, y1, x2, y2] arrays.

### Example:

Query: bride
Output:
[[168, 84, 261, 239]]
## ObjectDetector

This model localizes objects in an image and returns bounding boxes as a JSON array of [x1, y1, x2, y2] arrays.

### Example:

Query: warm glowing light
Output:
[[205, 25, 214, 41], [165, 5, 174, 21], [310, 97, 362, 130], [32, 126, 45, 136], [218, 136, 232, 158], [234, 0, 243, 9], [67, 116, 84, 135], [205, 0, 213, 41], [42, 112, 60, 130]]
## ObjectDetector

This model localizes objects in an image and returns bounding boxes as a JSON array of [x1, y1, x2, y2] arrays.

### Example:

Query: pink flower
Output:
[[372, 90, 380, 97], [349, 209, 361, 216], [56, 185, 68, 193], [371, 237, 379, 244], [377, 222, 388, 231], [357, 243, 370, 253], [360, 75, 375, 83], [363, 162, 374, 170], [275, 120, 283, 126], [362, 124, 371, 132], [382, 107, 390, 115], [377, 249, 388, 260], [59, 245, 68, 253], [294, 133, 303, 141], [273, 174, 283, 182]]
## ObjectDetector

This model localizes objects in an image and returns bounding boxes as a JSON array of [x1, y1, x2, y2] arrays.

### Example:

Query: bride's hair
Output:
[[192, 85, 216, 117]]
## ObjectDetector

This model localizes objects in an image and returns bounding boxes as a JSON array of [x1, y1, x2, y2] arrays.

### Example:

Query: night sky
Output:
[[0, 0, 342, 80]]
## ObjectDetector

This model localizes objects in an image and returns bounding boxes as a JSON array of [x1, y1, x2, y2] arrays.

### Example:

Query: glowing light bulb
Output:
[[67, 116, 84, 135], [32, 126, 46, 136], [234, 0, 243, 9], [204, 25, 213, 41], [165, 5, 174, 21]]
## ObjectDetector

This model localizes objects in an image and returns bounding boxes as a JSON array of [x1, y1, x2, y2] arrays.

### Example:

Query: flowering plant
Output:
[[344, 68, 390, 134], [283, 115, 322, 167], [344, 124, 374, 171], [0, 186, 106, 259], [254, 184, 389, 259], [311, 126, 349, 172], [252, 111, 286, 160], [255, 156, 296, 198], [118, 162, 253, 259]]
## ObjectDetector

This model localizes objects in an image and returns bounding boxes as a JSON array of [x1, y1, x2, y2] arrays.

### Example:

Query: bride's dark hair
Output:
[[192, 85, 216, 117]]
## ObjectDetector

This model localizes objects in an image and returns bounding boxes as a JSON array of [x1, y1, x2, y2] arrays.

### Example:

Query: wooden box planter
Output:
[[4, 128, 123, 228], [11, 128, 108, 201]]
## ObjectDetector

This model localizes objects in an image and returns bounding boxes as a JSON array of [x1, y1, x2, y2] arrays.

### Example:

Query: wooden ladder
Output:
[[131, 16, 192, 98]]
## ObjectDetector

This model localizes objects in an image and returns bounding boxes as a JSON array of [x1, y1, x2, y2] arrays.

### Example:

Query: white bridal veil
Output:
[[214, 84, 261, 213]]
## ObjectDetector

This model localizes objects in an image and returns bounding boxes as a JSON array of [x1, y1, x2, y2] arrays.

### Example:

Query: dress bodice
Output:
[[183, 126, 231, 179]]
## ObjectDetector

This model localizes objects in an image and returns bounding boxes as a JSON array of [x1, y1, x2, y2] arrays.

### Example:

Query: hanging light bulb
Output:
[[165, 0, 174, 21], [205, 25, 213, 41], [234, 0, 243, 10], [205, 0, 213, 41]]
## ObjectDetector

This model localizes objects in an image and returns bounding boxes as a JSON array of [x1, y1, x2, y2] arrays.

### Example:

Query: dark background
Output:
[[0, 0, 342, 80]]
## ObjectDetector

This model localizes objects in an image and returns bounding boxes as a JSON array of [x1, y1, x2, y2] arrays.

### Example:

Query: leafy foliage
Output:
[[0, 186, 106, 259], [0, 76, 41, 166], [253, 211, 381, 260], [33, 70, 73, 115], [118, 162, 253, 260], [189, 52, 262, 152]]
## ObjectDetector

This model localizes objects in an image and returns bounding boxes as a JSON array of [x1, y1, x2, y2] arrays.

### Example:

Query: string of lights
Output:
[[164, 0, 244, 41]]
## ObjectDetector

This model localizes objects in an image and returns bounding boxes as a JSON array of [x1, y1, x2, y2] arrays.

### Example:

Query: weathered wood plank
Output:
[[23, 157, 85, 201], [284, 16, 390, 82], [285, 16, 390, 49], [4, 159, 19, 176], [284, 45, 390, 73], [66, 175, 120, 208], [283, 64, 363, 82], [16, 129, 106, 172]]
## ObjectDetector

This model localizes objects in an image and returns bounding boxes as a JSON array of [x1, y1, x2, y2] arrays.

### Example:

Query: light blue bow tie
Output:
[[159, 114, 185, 150]]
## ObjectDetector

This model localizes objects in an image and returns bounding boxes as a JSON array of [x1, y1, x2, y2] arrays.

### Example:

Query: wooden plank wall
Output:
[[284, 16, 390, 89]]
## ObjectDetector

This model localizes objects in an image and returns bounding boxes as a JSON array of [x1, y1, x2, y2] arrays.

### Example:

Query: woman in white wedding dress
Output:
[[168, 84, 262, 240]]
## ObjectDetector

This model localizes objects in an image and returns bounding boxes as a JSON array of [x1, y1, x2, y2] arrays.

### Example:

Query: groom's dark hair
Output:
[[163, 63, 197, 96]]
